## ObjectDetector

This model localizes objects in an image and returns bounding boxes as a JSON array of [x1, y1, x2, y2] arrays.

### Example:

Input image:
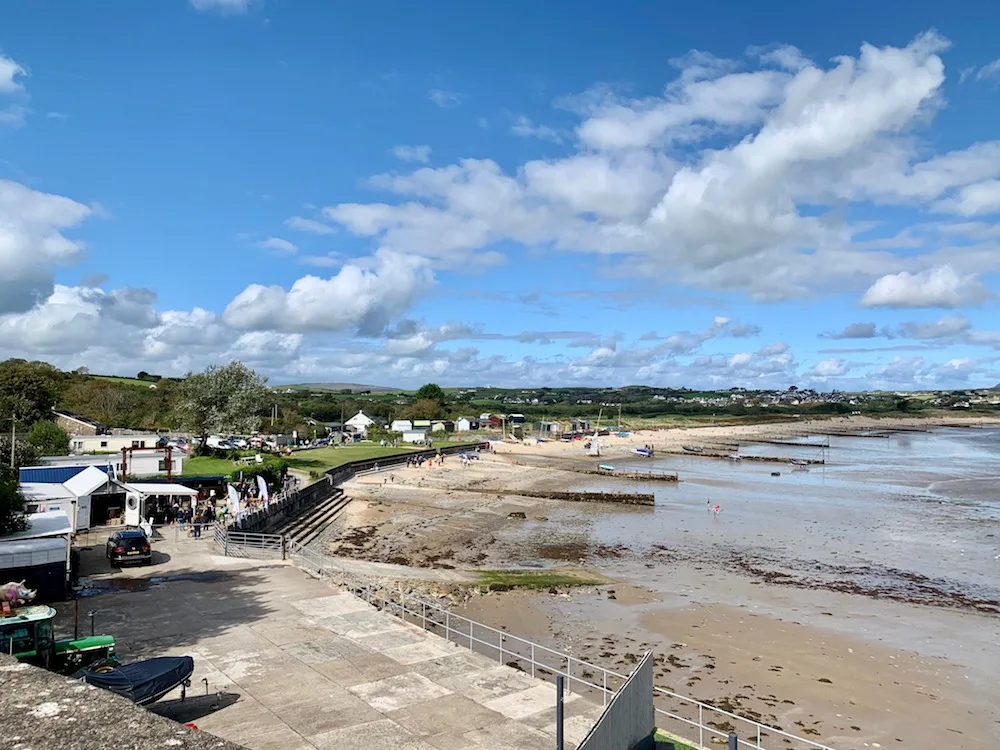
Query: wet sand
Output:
[[328, 416, 1000, 749]]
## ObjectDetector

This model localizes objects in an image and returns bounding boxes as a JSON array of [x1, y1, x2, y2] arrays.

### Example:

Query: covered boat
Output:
[[73, 655, 194, 706]]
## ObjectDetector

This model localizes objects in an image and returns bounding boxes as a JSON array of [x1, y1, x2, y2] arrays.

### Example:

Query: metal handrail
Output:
[[283, 539, 835, 750]]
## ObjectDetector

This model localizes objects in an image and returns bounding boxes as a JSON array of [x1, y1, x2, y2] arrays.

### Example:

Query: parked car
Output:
[[106, 529, 152, 567]]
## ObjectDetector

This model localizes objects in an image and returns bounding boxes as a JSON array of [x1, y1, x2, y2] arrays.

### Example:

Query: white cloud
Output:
[[427, 89, 462, 109], [859, 266, 985, 308], [255, 236, 298, 254], [0, 180, 93, 313], [222, 250, 434, 334], [939, 179, 1000, 215], [511, 116, 562, 143], [962, 59, 1000, 84], [283, 216, 336, 235], [811, 358, 851, 377], [897, 314, 971, 340], [317, 32, 1000, 304], [0, 54, 25, 93], [391, 145, 432, 163], [190, 0, 253, 13]]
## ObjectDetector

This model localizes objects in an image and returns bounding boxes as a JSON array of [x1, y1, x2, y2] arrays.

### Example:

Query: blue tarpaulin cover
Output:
[[73, 656, 194, 706]]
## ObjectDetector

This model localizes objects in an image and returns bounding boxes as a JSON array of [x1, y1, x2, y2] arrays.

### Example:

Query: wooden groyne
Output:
[[579, 468, 679, 482], [464, 487, 655, 506], [664, 449, 824, 465], [739, 437, 829, 448]]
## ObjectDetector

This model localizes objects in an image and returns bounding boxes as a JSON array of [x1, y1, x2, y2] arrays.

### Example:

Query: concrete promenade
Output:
[[65, 531, 604, 750]]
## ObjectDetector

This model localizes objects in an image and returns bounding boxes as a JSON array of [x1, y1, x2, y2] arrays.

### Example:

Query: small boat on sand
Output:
[[599, 464, 616, 472], [682, 445, 703, 454], [727, 453, 741, 461], [634, 448, 653, 458]]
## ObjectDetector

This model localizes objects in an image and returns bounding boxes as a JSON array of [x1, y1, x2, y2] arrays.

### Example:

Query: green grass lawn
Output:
[[474, 569, 606, 589], [181, 455, 244, 476], [652, 729, 698, 750], [286, 444, 429, 473]]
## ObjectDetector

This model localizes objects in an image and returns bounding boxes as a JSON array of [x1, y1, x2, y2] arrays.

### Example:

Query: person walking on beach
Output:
[[713, 504, 721, 518]]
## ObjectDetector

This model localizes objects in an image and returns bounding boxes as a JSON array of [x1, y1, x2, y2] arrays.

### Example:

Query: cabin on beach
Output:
[[455, 416, 480, 432]]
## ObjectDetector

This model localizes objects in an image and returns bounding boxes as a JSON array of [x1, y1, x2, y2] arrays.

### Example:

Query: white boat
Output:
[[727, 453, 741, 461]]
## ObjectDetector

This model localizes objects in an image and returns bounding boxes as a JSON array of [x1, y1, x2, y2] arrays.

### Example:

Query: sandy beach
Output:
[[327, 416, 1000, 748]]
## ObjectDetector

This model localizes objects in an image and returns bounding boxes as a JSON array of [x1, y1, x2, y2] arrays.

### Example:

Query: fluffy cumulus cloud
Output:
[[222, 250, 434, 335], [318, 32, 1000, 305], [859, 266, 986, 308]]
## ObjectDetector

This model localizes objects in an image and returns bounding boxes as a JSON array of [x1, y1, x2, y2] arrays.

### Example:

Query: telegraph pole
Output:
[[9, 413, 17, 468]]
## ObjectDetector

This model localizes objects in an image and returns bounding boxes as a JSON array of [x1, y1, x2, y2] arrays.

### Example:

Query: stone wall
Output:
[[0, 653, 245, 750]]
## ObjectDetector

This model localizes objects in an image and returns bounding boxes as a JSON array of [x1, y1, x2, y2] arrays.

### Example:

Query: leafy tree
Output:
[[0, 436, 41, 471], [175, 362, 270, 451], [0, 465, 26, 535], [0, 359, 61, 426], [414, 383, 446, 405], [405, 398, 445, 420], [26, 420, 70, 456]]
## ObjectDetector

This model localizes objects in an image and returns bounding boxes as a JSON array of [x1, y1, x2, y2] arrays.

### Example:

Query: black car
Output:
[[106, 529, 152, 567]]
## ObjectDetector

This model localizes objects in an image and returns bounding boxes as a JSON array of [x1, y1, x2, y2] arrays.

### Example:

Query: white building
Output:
[[69, 433, 162, 455], [455, 417, 478, 432], [401, 429, 428, 444], [344, 411, 380, 436], [33, 449, 184, 479], [390, 419, 412, 433]]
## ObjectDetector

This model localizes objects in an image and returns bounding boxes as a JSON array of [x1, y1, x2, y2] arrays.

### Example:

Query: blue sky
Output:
[[2, 1, 1000, 389]]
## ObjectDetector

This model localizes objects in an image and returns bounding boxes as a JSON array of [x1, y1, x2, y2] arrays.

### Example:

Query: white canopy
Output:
[[129, 483, 198, 497]]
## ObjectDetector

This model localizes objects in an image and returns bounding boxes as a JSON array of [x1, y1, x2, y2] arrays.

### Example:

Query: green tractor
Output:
[[1, 604, 116, 675]]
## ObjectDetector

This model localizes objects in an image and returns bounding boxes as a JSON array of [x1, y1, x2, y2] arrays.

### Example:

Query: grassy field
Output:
[[181, 455, 244, 476], [474, 569, 605, 589], [92, 375, 155, 388]]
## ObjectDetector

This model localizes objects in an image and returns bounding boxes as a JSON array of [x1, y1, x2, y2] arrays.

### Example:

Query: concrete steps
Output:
[[279, 490, 351, 547]]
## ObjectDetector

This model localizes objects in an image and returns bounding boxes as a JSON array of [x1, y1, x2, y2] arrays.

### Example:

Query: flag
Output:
[[227, 483, 241, 516], [257, 474, 269, 509]]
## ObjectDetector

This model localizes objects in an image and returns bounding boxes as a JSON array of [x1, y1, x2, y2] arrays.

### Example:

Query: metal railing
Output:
[[281, 539, 835, 750], [215, 528, 284, 557]]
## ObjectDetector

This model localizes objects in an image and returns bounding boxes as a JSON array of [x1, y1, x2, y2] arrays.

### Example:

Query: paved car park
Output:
[[63, 532, 604, 750]]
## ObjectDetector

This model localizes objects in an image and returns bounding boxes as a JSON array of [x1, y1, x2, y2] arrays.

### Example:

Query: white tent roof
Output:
[[20, 483, 76, 502], [129, 483, 197, 497], [63, 465, 122, 497], [0, 511, 73, 541]]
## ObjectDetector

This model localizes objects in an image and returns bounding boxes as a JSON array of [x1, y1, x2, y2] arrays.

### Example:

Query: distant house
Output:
[[344, 411, 382, 437], [430, 420, 454, 433], [52, 409, 106, 437], [390, 419, 412, 433], [536, 420, 562, 435], [455, 416, 479, 432], [478, 413, 493, 422], [401, 429, 428, 444], [487, 415, 503, 428]]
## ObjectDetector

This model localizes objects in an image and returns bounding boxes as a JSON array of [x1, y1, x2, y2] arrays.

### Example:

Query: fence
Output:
[[272, 539, 836, 750], [228, 441, 489, 534]]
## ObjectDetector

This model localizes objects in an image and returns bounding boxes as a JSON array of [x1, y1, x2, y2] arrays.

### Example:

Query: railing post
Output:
[[531, 643, 535, 678], [728, 732, 738, 750], [421, 602, 426, 631], [699, 705, 704, 749], [603, 670, 607, 706], [567, 657, 572, 694], [445, 611, 450, 642], [756, 725, 761, 749], [281, 535, 287, 561], [555, 675, 565, 750]]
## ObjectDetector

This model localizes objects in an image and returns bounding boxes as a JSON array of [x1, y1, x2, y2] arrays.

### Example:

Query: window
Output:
[[132, 441, 140, 448], [0, 623, 34, 654], [158, 460, 167, 471], [100, 441, 108, 448], [140, 441, 146, 448]]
